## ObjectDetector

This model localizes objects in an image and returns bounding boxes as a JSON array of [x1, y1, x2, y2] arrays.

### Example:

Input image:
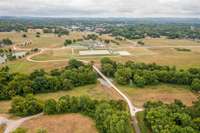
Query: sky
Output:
[[0, 0, 200, 18]]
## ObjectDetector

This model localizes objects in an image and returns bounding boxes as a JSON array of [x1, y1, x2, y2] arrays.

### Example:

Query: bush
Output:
[[0, 60, 97, 100], [36, 128, 48, 133], [134, 74, 146, 87], [64, 39, 72, 46], [191, 79, 200, 91], [144, 100, 200, 133], [22, 34, 27, 38], [44, 95, 132, 133], [12, 128, 27, 133], [10, 95, 43, 116], [2, 38, 13, 45], [36, 34, 40, 38], [101, 58, 200, 91], [43, 99, 57, 114]]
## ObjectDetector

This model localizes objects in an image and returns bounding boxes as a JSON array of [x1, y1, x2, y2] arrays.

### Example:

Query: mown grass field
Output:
[[116, 83, 199, 108], [0, 59, 68, 74], [32, 48, 73, 61], [21, 114, 98, 133], [0, 82, 121, 114]]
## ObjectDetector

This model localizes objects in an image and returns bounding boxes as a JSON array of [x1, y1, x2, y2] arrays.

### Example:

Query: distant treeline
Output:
[[101, 57, 200, 91], [103, 25, 200, 40], [0, 59, 97, 100], [1, 17, 200, 40]]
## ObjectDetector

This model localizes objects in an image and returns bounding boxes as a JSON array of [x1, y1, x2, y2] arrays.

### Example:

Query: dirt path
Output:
[[0, 113, 43, 133], [12, 45, 142, 133]]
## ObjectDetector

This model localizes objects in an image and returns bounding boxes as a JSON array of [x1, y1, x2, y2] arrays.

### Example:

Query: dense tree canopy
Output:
[[10, 94, 43, 116], [43, 95, 132, 133], [0, 59, 97, 100], [101, 58, 200, 91], [10, 94, 133, 133], [144, 99, 200, 133]]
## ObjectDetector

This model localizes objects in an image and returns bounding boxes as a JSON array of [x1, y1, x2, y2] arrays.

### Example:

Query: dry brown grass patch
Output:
[[117, 84, 199, 108], [21, 114, 98, 133]]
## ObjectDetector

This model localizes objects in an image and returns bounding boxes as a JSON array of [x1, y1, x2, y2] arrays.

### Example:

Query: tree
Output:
[[134, 74, 145, 87], [64, 39, 72, 46], [12, 127, 27, 133], [101, 63, 115, 77], [2, 38, 13, 45], [101, 57, 114, 65], [68, 59, 84, 69], [56, 96, 71, 113], [30, 69, 46, 80], [36, 34, 40, 38], [10, 95, 43, 116], [143, 71, 159, 85], [104, 39, 110, 44], [43, 99, 57, 114], [22, 34, 27, 38], [86, 34, 98, 40], [31, 76, 50, 92], [6, 74, 33, 97], [144, 100, 200, 133], [54, 28, 69, 36], [191, 79, 200, 91], [62, 79, 74, 90], [137, 41, 144, 45], [36, 128, 48, 133], [115, 68, 132, 85]]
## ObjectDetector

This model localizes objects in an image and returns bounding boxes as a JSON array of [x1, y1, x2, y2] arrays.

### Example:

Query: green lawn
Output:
[[0, 59, 68, 74]]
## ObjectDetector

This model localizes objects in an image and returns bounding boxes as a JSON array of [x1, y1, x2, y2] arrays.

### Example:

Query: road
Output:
[[11, 45, 143, 133]]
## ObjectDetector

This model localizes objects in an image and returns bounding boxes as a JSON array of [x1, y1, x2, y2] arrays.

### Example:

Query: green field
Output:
[[0, 82, 121, 114], [1, 59, 68, 74]]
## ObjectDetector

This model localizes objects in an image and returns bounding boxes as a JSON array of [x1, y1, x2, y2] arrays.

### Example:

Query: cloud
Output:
[[0, 0, 199, 17]]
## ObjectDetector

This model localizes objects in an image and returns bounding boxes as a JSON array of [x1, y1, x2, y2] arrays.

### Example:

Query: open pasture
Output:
[[143, 38, 200, 46], [21, 114, 98, 133], [116, 83, 199, 108], [0, 82, 121, 114], [133, 47, 200, 69]]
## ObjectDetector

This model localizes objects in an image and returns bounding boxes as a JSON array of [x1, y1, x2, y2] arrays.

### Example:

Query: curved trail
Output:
[[0, 113, 43, 133], [11, 45, 143, 133]]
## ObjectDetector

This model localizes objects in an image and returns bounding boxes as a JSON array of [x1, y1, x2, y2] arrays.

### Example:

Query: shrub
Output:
[[191, 79, 200, 91], [10, 95, 43, 116], [134, 74, 146, 87], [43, 99, 57, 114], [12, 128, 27, 133], [36, 128, 48, 133]]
